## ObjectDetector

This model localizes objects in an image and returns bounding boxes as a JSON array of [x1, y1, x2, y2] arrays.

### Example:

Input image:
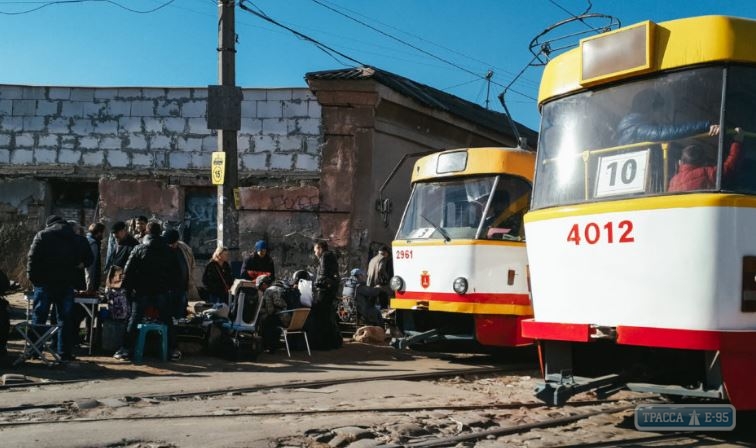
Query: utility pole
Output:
[[216, 0, 240, 260], [484, 70, 494, 110]]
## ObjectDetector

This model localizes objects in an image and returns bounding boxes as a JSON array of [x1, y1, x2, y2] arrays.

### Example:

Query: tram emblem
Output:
[[421, 271, 430, 289]]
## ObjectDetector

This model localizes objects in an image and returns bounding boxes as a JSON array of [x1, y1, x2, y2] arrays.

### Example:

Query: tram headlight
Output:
[[390, 276, 404, 292], [453, 277, 468, 294]]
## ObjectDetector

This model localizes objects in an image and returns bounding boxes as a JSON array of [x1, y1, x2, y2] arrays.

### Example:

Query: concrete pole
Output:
[[217, 0, 240, 261]]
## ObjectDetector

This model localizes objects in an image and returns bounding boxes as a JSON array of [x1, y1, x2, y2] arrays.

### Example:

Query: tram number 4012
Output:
[[567, 220, 634, 245]]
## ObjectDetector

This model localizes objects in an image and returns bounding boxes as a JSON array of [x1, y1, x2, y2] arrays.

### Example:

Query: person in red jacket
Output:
[[668, 127, 745, 192]]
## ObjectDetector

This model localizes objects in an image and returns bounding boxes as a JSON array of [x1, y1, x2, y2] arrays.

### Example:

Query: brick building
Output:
[[0, 66, 535, 285]]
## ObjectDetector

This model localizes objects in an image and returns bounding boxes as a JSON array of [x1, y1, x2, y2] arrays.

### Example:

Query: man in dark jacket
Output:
[[104, 221, 139, 273], [163, 229, 190, 319], [27, 215, 91, 361], [308, 241, 342, 350], [114, 221, 181, 362], [84, 222, 105, 294]]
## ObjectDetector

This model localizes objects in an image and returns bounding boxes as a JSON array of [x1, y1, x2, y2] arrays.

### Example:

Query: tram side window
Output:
[[723, 66, 756, 193]]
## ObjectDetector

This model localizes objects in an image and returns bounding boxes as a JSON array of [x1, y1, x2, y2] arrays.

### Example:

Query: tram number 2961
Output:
[[567, 220, 634, 245]]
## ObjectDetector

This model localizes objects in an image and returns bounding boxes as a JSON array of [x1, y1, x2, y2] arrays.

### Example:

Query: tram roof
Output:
[[539, 15, 756, 105], [411, 147, 535, 183]]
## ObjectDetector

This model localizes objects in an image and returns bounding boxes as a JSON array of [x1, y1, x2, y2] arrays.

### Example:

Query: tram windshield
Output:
[[533, 65, 756, 209], [397, 175, 532, 241]]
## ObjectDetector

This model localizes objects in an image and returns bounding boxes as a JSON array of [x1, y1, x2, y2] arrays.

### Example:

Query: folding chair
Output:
[[14, 293, 62, 366], [277, 308, 311, 357]]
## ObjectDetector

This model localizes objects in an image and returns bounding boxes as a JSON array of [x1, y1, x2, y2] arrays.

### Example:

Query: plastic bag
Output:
[[298, 279, 313, 307]]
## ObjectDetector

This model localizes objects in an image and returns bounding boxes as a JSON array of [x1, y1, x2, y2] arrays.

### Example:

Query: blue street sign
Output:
[[635, 404, 736, 431]]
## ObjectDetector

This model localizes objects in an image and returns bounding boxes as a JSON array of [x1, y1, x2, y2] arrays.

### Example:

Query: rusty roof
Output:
[[305, 66, 537, 146]]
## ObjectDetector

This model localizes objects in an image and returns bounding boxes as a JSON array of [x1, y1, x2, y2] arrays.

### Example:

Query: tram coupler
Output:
[[390, 329, 443, 349], [535, 373, 624, 406]]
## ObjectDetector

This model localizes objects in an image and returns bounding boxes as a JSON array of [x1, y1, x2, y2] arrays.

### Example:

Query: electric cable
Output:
[[238, 0, 364, 67], [308, 0, 535, 101], [0, 0, 176, 15]]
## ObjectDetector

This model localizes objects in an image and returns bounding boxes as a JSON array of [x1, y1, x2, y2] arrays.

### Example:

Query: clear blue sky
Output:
[[1, 0, 754, 130]]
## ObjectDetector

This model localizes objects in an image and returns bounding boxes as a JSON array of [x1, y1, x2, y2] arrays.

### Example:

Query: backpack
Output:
[[282, 286, 302, 309]]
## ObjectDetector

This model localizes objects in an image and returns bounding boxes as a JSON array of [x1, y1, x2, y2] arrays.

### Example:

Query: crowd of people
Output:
[[23, 214, 392, 363]]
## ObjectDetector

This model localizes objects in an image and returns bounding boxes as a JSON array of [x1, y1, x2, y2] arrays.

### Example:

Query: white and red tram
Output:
[[523, 16, 756, 409], [390, 147, 535, 348]]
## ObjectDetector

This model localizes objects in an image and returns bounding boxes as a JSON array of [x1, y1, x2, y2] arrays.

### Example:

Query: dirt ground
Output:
[[2, 291, 529, 385], [1, 291, 539, 447], [3, 292, 752, 448]]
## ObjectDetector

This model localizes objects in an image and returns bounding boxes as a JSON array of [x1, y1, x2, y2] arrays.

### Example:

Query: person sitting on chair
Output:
[[256, 275, 287, 353]]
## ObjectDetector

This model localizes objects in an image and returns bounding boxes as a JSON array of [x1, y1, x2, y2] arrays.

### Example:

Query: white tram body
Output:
[[527, 198, 756, 330], [523, 16, 756, 409]]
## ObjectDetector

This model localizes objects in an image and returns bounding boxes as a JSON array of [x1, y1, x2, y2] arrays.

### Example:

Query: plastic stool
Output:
[[133, 322, 168, 363]]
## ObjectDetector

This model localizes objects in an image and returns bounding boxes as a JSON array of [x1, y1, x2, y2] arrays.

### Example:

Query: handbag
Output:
[[106, 288, 130, 320]]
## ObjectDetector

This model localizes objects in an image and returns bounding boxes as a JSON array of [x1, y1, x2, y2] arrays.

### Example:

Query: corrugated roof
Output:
[[305, 66, 537, 146]]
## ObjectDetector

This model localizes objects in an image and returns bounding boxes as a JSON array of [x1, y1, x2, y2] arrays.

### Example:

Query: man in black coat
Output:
[[26, 215, 91, 361], [113, 221, 181, 362], [104, 221, 139, 273], [308, 241, 342, 350]]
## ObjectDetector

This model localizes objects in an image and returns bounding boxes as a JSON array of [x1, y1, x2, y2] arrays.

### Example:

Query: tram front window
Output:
[[397, 175, 531, 241], [534, 66, 724, 209]]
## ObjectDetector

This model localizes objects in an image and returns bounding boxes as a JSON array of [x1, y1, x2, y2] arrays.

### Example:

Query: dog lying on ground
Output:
[[353, 326, 387, 344]]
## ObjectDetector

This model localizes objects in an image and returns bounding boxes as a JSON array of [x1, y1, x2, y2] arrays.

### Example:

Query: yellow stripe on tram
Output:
[[391, 298, 533, 315], [525, 194, 756, 223], [391, 239, 525, 247]]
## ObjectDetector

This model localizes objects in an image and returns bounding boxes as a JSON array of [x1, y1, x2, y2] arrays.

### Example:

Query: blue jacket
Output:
[[617, 113, 710, 145]]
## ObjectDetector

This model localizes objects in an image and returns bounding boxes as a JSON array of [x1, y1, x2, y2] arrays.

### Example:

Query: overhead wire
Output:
[[441, 77, 485, 92], [308, 0, 535, 101], [547, 0, 595, 29], [238, 0, 364, 67], [310, 0, 541, 89], [162, 0, 452, 71], [0, 0, 176, 15]]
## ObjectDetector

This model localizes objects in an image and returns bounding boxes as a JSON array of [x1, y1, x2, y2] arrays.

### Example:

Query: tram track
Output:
[[0, 364, 534, 414], [376, 402, 638, 448], [552, 432, 709, 447], [0, 398, 626, 428]]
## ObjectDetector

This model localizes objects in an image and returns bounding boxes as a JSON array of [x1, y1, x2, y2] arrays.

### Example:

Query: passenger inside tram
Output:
[[668, 127, 745, 192], [617, 88, 720, 146]]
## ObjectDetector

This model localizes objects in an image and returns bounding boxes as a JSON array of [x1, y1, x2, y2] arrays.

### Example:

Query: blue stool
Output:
[[133, 322, 168, 363]]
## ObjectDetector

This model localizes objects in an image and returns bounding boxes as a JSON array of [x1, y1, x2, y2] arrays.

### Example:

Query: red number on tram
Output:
[[584, 223, 600, 244], [566, 221, 634, 245], [567, 224, 581, 245], [618, 220, 635, 243]]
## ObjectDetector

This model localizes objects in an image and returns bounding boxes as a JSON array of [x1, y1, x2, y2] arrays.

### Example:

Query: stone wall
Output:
[[0, 84, 326, 285], [0, 85, 322, 174]]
